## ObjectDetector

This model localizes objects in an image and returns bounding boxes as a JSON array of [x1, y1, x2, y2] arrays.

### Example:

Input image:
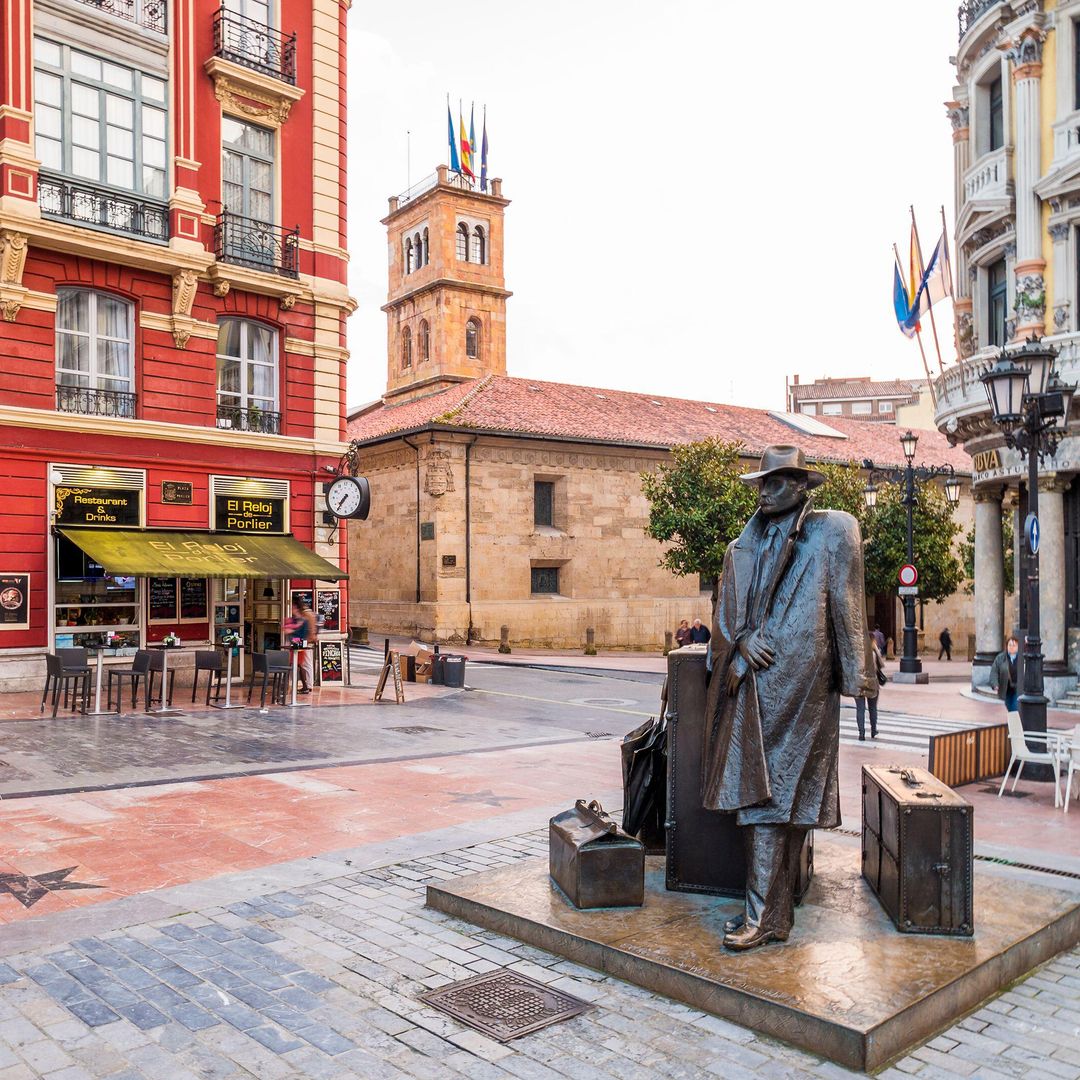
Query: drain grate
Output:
[[419, 970, 592, 1041], [387, 726, 444, 735], [584, 732, 614, 740]]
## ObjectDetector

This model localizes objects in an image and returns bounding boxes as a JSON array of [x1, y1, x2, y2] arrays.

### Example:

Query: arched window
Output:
[[422, 227, 429, 267], [418, 319, 430, 362], [471, 225, 486, 264], [405, 237, 414, 275], [401, 325, 412, 369], [413, 232, 422, 268], [456, 222, 470, 261], [56, 290, 135, 415], [465, 317, 481, 360], [216, 318, 279, 430]]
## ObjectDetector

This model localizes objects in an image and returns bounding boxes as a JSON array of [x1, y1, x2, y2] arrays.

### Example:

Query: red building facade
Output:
[[0, 0, 353, 688]]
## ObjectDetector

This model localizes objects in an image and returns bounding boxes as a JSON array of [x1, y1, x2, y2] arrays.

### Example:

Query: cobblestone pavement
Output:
[[0, 826, 1076, 1079]]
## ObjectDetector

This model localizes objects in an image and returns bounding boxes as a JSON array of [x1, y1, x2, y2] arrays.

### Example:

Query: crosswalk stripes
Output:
[[346, 646, 390, 672], [839, 706, 984, 753]]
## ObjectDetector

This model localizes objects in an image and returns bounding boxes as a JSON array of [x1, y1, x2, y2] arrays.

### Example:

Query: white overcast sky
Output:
[[344, 1, 958, 412]]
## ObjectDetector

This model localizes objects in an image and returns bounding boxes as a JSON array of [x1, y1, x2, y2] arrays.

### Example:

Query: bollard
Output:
[[499, 625, 511, 654], [584, 627, 597, 656], [663, 630, 673, 656]]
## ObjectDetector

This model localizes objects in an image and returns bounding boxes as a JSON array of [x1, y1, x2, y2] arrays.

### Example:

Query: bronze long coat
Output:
[[702, 502, 869, 827]]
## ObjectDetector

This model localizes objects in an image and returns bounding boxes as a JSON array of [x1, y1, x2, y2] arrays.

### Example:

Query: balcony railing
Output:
[[214, 211, 299, 277], [216, 403, 282, 434], [958, 0, 1003, 40], [963, 147, 1011, 204], [213, 7, 296, 84], [57, 384, 137, 419], [396, 169, 476, 208], [71, 0, 167, 33], [38, 175, 169, 242]]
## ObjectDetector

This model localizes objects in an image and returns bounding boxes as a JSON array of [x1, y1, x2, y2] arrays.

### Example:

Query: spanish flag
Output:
[[459, 108, 474, 180]]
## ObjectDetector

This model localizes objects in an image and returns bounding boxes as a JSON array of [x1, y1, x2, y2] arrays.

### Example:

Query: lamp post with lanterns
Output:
[[862, 431, 962, 683], [980, 336, 1076, 758]]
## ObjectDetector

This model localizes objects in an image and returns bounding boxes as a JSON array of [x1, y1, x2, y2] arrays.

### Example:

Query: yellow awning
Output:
[[58, 528, 347, 580]]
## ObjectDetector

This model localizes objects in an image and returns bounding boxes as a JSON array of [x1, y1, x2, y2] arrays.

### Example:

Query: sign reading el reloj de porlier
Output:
[[215, 494, 285, 533]]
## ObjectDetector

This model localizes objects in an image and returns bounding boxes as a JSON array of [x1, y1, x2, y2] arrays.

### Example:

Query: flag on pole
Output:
[[469, 103, 476, 187], [459, 106, 474, 179], [908, 223, 922, 333], [919, 228, 953, 309], [893, 257, 919, 339], [447, 98, 460, 172], [480, 107, 489, 192]]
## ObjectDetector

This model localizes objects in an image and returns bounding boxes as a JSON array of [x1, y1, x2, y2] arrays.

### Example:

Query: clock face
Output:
[[327, 477, 362, 518]]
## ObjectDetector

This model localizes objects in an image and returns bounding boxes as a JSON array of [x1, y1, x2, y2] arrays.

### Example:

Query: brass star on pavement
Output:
[[0, 867, 102, 909]]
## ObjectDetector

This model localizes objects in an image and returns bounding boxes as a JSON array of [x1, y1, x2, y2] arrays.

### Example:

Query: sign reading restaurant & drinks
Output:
[[55, 487, 141, 527]]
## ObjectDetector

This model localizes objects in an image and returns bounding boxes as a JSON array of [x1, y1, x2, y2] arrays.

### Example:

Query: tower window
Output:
[[418, 319, 430, 362], [405, 237, 414, 274], [401, 325, 412, 369], [422, 227, 429, 266], [456, 222, 469, 261], [465, 317, 481, 360], [471, 225, 486, 264]]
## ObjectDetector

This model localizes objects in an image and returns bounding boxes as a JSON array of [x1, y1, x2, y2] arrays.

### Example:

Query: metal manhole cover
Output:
[[387, 726, 444, 735], [419, 970, 592, 1041]]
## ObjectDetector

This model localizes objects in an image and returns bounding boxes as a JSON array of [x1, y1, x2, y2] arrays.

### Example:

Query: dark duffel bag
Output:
[[549, 799, 644, 909]]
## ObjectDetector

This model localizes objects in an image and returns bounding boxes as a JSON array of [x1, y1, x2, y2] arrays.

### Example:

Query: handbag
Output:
[[877, 667, 888, 686], [549, 799, 644, 909]]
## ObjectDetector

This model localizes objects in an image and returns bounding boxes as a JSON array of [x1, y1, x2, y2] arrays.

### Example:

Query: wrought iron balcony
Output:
[[213, 7, 296, 84], [216, 403, 282, 434], [214, 211, 299, 278], [71, 0, 167, 34], [958, 0, 1003, 40], [38, 175, 169, 242], [57, 384, 137, 419]]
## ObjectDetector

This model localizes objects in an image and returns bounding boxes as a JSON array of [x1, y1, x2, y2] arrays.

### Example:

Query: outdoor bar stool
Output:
[[192, 650, 224, 705], [147, 650, 177, 709], [107, 650, 151, 712], [248, 651, 290, 707], [54, 647, 91, 710], [41, 653, 90, 717], [264, 650, 292, 705]]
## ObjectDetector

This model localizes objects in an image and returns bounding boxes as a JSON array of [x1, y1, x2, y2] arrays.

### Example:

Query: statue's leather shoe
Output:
[[722, 913, 744, 934], [723, 924, 788, 951]]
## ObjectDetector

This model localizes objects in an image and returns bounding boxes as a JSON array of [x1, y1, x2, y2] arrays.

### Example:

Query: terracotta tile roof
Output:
[[790, 378, 921, 402], [347, 376, 969, 473]]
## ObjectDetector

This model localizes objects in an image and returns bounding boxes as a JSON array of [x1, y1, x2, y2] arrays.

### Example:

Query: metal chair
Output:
[[247, 650, 290, 706], [54, 647, 91, 710], [41, 653, 90, 717], [147, 650, 177, 709], [192, 650, 224, 705], [107, 650, 152, 712], [1062, 726, 1080, 814], [998, 711, 1062, 807]]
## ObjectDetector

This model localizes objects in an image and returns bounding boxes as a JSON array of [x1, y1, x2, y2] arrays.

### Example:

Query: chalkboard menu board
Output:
[[319, 641, 343, 682], [179, 578, 208, 620], [316, 589, 340, 633], [148, 577, 178, 622]]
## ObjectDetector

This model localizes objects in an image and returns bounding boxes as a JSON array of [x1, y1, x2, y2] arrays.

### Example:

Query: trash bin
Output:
[[431, 655, 445, 685], [442, 655, 466, 688]]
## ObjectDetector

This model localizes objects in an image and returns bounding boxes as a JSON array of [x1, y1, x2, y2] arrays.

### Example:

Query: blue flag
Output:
[[893, 263, 918, 339], [480, 108, 489, 192], [447, 99, 460, 172]]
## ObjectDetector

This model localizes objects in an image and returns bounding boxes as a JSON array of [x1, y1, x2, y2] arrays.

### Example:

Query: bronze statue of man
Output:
[[703, 445, 869, 950]]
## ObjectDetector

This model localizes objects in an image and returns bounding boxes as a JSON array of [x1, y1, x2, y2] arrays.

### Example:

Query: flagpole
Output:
[[940, 203, 963, 403], [911, 205, 941, 408], [896, 242, 936, 406]]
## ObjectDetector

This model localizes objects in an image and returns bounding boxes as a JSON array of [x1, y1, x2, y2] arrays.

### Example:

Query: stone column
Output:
[[972, 488, 1005, 687], [1009, 30, 1046, 339], [1049, 219, 1070, 333], [1038, 476, 1069, 674], [948, 100, 974, 357]]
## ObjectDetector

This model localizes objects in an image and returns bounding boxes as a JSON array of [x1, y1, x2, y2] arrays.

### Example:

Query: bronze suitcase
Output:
[[665, 648, 812, 899], [549, 800, 644, 909], [862, 765, 973, 935]]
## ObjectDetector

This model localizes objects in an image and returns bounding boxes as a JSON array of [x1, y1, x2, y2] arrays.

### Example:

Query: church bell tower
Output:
[[382, 165, 511, 400]]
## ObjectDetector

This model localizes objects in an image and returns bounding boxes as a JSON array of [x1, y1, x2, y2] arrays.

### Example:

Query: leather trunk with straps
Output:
[[549, 799, 644, 909], [862, 764, 974, 936]]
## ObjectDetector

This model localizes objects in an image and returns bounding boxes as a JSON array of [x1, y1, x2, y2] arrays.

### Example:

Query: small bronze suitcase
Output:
[[862, 765, 973, 935], [665, 648, 813, 900], [549, 800, 644, 909]]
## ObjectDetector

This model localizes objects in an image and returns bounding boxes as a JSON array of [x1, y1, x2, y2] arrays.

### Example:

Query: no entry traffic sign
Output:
[[898, 564, 918, 588]]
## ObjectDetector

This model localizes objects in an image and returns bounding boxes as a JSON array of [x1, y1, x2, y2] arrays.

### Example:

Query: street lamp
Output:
[[862, 434, 960, 683], [981, 335, 1075, 773]]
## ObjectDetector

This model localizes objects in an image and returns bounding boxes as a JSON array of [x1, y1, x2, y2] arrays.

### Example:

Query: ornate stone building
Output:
[[939, 0, 1080, 701], [347, 170, 973, 651]]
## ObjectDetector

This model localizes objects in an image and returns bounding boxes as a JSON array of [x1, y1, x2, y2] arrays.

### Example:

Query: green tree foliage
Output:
[[861, 481, 963, 603], [640, 439, 757, 588], [812, 461, 870, 534], [959, 509, 1015, 596]]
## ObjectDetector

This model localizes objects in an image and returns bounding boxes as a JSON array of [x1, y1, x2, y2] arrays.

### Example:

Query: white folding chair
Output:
[[1063, 725, 1080, 814], [998, 711, 1062, 808]]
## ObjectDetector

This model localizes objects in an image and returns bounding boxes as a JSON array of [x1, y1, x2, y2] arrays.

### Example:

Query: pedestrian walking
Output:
[[690, 618, 711, 644], [675, 619, 693, 648], [289, 599, 316, 693], [938, 627, 953, 661], [872, 625, 886, 655], [854, 632, 886, 741], [989, 637, 1021, 712]]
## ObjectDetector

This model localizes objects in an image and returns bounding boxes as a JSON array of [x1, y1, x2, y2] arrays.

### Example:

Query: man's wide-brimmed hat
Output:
[[739, 445, 825, 489]]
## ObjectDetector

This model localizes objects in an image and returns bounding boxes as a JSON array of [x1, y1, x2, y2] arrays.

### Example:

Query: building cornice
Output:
[[381, 277, 513, 312]]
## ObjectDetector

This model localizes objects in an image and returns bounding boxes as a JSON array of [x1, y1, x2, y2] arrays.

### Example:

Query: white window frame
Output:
[[216, 318, 279, 413], [821, 402, 842, 416], [879, 400, 894, 413], [56, 288, 135, 392], [851, 401, 872, 415]]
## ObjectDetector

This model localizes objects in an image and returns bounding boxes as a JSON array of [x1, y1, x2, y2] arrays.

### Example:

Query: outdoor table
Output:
[[83, 646, 124, 717], [285, 644, 313, 708], [147, 644, 183, 716], [212, 644, 245, 710]]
